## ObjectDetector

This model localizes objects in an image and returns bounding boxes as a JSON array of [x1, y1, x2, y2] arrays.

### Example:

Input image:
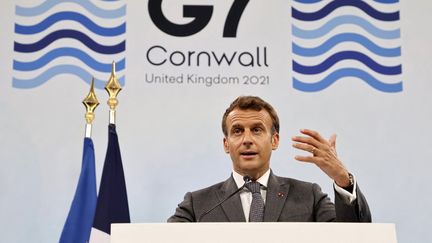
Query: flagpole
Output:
[[83, 78, 100, 138], [60, 78, 99, 243], [105, 62, 122, 125], [90, 61, 130, 241]]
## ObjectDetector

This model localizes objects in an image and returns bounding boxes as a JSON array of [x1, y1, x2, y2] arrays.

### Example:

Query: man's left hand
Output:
[[292, 129, 351, 187]]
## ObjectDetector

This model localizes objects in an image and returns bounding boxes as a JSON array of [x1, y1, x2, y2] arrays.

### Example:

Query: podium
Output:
[[111, 223, 397, 243]]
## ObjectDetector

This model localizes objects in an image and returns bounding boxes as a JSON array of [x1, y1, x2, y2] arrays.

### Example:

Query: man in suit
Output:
[[168, 96, 371, 222]]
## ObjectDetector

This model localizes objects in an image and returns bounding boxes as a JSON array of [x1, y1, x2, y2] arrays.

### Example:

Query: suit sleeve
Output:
[[167, 192, 196, 222], [334, 185, 372, 222]]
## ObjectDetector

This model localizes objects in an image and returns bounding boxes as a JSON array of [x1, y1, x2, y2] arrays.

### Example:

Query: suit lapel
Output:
[[264, 172, 290, 222], [217, 176, 246, 222]]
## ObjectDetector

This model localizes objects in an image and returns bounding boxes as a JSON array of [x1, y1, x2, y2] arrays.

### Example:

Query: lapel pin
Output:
[[277, 192, 284, 198]]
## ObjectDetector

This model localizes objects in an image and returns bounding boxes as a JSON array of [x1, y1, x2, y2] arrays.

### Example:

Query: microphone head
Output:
[[243, 175, 252, 183]]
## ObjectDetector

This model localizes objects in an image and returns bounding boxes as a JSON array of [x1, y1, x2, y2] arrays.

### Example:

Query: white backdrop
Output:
[[1, 1, 431, 243]]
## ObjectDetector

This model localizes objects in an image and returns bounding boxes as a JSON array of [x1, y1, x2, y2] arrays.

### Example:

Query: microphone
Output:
[[197, 175, 251, 222]]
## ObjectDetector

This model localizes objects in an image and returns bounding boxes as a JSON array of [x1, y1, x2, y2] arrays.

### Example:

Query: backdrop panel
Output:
[[1, 1, 431, 242]]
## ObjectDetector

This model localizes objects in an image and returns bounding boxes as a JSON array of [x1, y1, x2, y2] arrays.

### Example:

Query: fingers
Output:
[[328, 134, 338, 156], [300, 129, 327, 144], [292, 141, 317, 154], [291, 135, 321, 149], [291, 129, 336, 159], [294, 155, 318, 163], [329, 134, 337, 148], [292, 129, 347, 183], [292, 129, 330, 149]]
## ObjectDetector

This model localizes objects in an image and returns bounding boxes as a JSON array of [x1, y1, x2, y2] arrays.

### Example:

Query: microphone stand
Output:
[[197, 175, 251, 222]]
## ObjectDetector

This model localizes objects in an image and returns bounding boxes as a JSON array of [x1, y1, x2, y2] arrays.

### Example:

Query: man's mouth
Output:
[[240, 151, 258, 158]]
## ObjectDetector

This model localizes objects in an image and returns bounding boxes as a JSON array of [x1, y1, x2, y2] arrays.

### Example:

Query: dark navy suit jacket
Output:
[[168, 172, 371, 222]]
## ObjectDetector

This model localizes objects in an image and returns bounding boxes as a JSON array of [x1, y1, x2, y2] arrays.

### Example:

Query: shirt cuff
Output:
[[333, 174, 357, 204]]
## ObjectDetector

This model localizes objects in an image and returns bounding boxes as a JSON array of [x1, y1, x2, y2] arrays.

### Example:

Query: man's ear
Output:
[[272, 132, 280, 150], [223, 137, 229, 153]]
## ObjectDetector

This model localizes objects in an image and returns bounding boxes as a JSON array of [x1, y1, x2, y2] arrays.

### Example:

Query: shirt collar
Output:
[[232, 169, 270, 189]]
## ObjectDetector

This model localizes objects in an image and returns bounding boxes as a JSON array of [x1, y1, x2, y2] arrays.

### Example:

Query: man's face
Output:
[[223, 108, 279, 179]]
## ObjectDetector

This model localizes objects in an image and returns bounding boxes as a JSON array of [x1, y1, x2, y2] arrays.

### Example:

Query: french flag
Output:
[[90, 124, 130, 243]]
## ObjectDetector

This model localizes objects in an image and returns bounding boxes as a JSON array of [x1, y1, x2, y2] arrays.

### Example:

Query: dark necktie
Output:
[[245, 181, 264, 222]]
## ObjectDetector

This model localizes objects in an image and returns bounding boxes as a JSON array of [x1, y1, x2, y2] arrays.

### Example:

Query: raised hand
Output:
[[292, 129, 351, 187]]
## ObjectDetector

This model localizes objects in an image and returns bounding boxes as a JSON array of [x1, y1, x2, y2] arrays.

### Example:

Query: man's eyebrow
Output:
[[251, 122, 265, 127], [231, 124, 243, 129], [231, 122, 265, 129]]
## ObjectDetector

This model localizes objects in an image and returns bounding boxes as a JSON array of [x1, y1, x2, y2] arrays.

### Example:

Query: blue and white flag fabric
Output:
[[60, 138, 97, 243], [90, 124, 130, 243]]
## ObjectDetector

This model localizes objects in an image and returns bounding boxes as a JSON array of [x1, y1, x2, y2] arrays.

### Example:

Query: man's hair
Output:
[[222, 96, 280, 136]]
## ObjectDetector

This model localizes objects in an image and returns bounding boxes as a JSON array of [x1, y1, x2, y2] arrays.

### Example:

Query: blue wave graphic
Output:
[[294, 0, 399, 5], [293, 33, 401, 57], [293, 0, 322, 3], [293, 68, 402, 92], [372, 0, 399, 3], [291, 0, 402, 93], [14, 30, 125, 54], [13, 0, 126, 89], [13, 48, 125, 72], [15, 11, 125, 36], [294, 0, 399, 4], [292, 1, 399, 21], [13, 64, 125, 89], [16, 0, 126, 19], [292, 15, 400, 39], [293, 51, 401, 75]]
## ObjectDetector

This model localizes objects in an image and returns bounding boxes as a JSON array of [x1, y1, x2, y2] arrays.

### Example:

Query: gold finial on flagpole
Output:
[[83, 78, 99, 137], [105, 61, 122, 124]]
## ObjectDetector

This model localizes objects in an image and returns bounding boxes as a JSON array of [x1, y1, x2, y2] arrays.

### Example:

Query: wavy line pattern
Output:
[[292, 1, 399, 21], [294, 0, 399, 3], [13, 48, 126, 72], [293, 33, 401, 57], [293, 68, 402, 92], [13, 65, 125, 89], [291, 0, 402, 92], [14, 30, 125, 54], [13, 0, 126, 89], [292, 15, 400, 39], [293, 51, 401, 75], [15, 0, 126, 19], [373, 0, 399, 3], [15, 11, 125, 36]]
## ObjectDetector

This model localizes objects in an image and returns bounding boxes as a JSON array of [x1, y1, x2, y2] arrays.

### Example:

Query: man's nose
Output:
[[242, 130, 253, 146]]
